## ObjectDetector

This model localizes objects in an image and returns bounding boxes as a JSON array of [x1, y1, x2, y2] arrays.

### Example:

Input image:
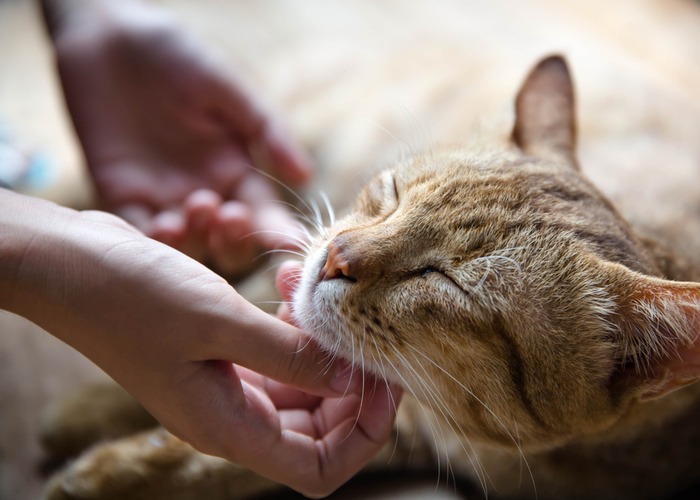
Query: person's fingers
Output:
[[278, 409, 317, 437], [276, 261, 304, 325], [233, 171, 307, 251], [149, 209, 186, 248], [113, 203, 154, 234], [237, 366, 323, 411], [150, 355, 396, 497], [170, 189, 223, 261], [314, 393, 364, 433], [276, 302, 293, 324], [199, 297, 360, 399], [184, 189, 222, 233], [276, 260, 304, 303], [266, 379, 325, 411], [208, 200, 257, 275], [307, 381, 402, 492], [235, 380, 402, 497]]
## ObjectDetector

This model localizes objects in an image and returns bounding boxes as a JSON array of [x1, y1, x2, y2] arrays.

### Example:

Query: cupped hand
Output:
[[0, 190, 401, 497], [50, 0, 310, 277]]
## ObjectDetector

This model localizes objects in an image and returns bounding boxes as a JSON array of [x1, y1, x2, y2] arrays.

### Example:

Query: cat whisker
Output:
[[380, 87, 433, 158], [363, 118, 414, 162], [298, 224, 316, 245], [317, 332, 344, 380], [391, 345, 486, 494], [337, 335, 366, 446], [254, 249, 307, 260], [369, 338, 401, 465], [405, 349, 491, 496], [516, 421, 523, 494], [407, 345, 538, 500], [382, 349, 444, 487], [242, 229, 312, 251], [235, 164, 333, 240], [268, 199, 323, 234], [472, 257, 492, 296], [279, 269, 305, 280], [292, 335, 315, 356], [319, 190, 335, 227], [389, 344, 464, 491], [488, 255, 522, 274], [288, 210, 322, 232], [242, 163, 319, 222]]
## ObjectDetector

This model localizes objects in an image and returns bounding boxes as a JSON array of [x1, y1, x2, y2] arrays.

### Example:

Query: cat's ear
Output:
[[512, 55, 577, 167], [603, 262, 700, 401]]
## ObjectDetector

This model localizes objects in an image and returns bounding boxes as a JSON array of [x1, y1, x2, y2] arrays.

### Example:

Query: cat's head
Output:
[[293, 56, 700, 450]]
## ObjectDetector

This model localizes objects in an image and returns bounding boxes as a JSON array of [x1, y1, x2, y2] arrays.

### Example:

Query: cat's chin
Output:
[[292, 246, 351, 351]]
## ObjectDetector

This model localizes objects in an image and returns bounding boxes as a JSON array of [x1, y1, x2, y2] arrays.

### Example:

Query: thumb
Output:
[[204, 294, 359, 399]]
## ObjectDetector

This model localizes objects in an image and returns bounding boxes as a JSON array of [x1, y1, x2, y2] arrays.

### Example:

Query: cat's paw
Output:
[[43, 428, 281, 500], [39, 382, 158, 459]]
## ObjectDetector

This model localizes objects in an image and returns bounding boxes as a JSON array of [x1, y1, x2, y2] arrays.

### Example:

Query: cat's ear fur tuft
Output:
[[604, 262, 700, 401], [513, 55, 577, 167]]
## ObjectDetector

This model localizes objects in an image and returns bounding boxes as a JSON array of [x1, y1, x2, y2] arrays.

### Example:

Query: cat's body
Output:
[[36, 1, 700, 499]]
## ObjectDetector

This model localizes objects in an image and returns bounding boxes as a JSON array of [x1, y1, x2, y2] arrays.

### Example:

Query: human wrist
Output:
[[0, 189, 77, 317]]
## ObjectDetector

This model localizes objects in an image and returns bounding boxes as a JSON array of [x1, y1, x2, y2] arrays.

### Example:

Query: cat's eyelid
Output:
[[421, 265, 469, 295]]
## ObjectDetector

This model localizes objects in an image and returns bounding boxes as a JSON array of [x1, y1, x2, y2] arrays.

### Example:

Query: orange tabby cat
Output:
[[41, 55, 700, 500]]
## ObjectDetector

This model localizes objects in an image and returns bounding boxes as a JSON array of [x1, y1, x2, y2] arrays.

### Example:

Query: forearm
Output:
[[0, 189, 139, 352], [0, 189, 70, 317]]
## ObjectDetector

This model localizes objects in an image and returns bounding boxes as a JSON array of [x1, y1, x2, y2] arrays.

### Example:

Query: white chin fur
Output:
[[291, 246, 401, 383]]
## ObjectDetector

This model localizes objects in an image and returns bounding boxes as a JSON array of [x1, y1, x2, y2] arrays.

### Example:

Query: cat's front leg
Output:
[[44, 428, 282, 500]]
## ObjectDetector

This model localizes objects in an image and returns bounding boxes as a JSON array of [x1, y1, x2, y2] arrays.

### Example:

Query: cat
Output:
[[39, 55, 700, 500]]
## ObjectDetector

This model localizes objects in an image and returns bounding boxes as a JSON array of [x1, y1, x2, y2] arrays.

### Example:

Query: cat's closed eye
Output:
[[417, 265, 465, 293]]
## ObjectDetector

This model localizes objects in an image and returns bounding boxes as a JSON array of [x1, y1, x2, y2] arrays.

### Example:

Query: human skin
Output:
[[41, 0, 310, 277], [0, 187, 401, 496]]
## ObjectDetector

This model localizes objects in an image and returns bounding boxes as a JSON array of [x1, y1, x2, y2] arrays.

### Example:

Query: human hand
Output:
[[0, 190, 400, 496], [46, 0, 310, 277]]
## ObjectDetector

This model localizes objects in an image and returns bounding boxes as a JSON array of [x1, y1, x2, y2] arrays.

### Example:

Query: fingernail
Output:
[[330, 359, 360, 394]]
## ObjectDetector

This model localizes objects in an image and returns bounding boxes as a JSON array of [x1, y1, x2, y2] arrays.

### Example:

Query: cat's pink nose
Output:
[[321, 240, 352, 281]]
